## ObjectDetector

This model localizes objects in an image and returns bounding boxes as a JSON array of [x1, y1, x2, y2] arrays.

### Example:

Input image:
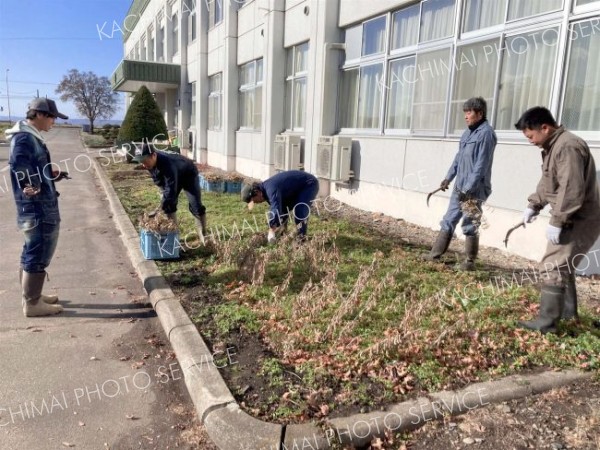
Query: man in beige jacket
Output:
[[515, 106, 600, 333]]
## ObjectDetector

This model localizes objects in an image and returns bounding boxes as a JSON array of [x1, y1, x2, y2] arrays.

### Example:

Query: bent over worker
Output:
[[241, 170, 319, 243], [133, 144, 207, 238], [515, 106, 600, 333], [424, 97, 497, 270]]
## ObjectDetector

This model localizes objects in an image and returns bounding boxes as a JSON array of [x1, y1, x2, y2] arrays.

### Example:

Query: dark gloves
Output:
[[440, 179, 450, 192]]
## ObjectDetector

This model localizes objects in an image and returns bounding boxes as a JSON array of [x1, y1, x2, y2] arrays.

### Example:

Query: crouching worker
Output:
[[515, 107, 600, 333], [424, 97, 497, 270], [241, 170, 319, 243], [133, 143, 207, 240]]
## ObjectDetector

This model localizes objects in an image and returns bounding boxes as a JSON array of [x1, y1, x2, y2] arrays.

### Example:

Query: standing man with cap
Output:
[[424, 97, 497, 270], [6, 98, 69, 317], [133, 143, 207, 240], [241, 170, 319, 243], [515, 106, 600, 333]]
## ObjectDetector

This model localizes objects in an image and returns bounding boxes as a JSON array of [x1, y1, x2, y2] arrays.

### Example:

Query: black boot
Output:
[[518, 285, 564, 334], [423, 230, 452, 261], [561, 274, 578, 321], [460, 235, 479, 271]]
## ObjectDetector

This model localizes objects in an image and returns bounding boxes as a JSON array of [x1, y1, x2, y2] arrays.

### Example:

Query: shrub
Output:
[[117, 85, 168, 162]]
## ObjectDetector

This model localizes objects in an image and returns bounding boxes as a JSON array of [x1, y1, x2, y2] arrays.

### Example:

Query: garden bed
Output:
[[102, 159, 600, 432]]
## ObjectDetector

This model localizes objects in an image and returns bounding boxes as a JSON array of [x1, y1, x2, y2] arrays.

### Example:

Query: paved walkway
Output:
[[0, 127, 194, 449]]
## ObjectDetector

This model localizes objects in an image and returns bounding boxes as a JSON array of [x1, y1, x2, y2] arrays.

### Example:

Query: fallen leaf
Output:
[[78, 421, 85, 427], [90, 356, 99, 361], [126, 414, 140, 420], [62, 442, 75, 448]]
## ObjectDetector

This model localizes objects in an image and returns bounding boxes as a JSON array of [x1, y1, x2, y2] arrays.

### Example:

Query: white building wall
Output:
[[121, 0, 600, 273]]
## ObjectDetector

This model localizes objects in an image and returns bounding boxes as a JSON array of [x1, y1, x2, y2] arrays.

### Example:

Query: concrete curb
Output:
[[92, 156, 593, 450]]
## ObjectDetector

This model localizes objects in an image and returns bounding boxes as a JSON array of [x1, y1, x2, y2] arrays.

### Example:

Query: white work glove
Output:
[[522, 207, 539, 226], [267, 229, 277, 244], [546, 225, 562, 245]]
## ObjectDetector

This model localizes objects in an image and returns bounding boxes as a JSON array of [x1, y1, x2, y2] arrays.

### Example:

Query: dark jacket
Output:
[[7, 121, 60, 225], [259, 170, 319, 228], [446, 120, 497, 201], [149, 151, 199, 214]]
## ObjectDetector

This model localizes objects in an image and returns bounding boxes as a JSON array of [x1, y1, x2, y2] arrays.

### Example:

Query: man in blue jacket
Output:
[[424, 97, 497, 270], [133, 144, 207, 239], [7, 98, 70, 317], [241, 170, 319, 243]]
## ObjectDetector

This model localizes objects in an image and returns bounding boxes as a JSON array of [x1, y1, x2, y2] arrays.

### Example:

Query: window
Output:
[[562, 19, 600, 131], [189, 9, 197, 42], [385, 57, 415, 130], [208, 74, 222, 130], [449, 39, 498, 133], [362, 16, 387, 56], [134, 43, 140, 60], [495, 27, 559, 129], [462, 0, 507, 32], [239, 59, 263, 130], [140, 37, 147, 61], [576, 0, 599, 5], [339, 69, 359, 128], [412, 48, 451, 133], [209, 0, 223, 28], [420, 0, 456, 43], [157, 26, 164, 61], [172, 13, 179, 55], [285, 42, 309, 130], [391, 5, 419, 50], [507, 0, 563, 21], [148, 27, 155, 61], [190, 82, 196, 125]]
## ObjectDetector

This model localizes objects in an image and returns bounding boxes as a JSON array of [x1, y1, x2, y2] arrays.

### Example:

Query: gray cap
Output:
[[28, 98, 68, 120]]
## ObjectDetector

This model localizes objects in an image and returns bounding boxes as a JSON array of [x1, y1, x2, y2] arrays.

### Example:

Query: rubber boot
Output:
[[194, 215, 207, 245], [518, 285, 564, 334], [166, 212, 178, 222], [22, 271, 64, 317], [561, 274, 578, 321], [423, 230, 452, 261], [19, 268, 59, 304], [460, 235, 479, 271]]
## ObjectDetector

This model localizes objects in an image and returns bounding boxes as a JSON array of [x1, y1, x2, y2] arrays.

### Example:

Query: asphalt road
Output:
[[0, 126, 198, 449]]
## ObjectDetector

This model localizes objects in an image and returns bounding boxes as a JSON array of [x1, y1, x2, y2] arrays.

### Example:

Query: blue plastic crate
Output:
[[204, 180, 225, 192], [197, 174, 207, 190], [140, 229, 180, 260], [226, 181, 242, 194]]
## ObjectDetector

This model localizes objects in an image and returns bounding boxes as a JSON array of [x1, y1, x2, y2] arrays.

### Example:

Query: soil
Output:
[[174, 202, 600, 449]]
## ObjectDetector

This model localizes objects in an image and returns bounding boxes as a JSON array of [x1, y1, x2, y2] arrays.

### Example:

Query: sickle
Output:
[[503, 222, 525, 248], [426, 187, 444, 207]]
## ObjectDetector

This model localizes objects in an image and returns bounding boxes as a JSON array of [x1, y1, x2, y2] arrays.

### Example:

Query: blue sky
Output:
[[0, 0, 131, 120]]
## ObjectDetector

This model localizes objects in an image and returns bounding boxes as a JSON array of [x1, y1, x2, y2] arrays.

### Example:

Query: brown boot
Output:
[[22, 271, 64, 317], [561, 274, 578, 321], [518, 285, 564, 334], [423, 230, 452, 261], [460, 235, 479, 271], [19, 268, 59, 304]]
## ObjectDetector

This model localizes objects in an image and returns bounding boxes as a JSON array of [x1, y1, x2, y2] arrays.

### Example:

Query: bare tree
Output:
[[55, 69, 119, 134]]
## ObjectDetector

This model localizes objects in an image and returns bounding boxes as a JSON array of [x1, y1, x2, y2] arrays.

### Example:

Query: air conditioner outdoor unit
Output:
[[273, 134, 302, 171], [316, 136, 352, 182]]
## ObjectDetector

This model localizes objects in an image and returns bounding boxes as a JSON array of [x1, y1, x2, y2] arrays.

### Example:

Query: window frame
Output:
[[238, 59, 263, 131], [208, 0, 223, 29], [285, 42, 309, 132], [208, 74, 222, 131]]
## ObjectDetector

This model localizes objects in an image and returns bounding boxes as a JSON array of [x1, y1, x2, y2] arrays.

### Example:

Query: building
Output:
[[112, 0, 600, 272]]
